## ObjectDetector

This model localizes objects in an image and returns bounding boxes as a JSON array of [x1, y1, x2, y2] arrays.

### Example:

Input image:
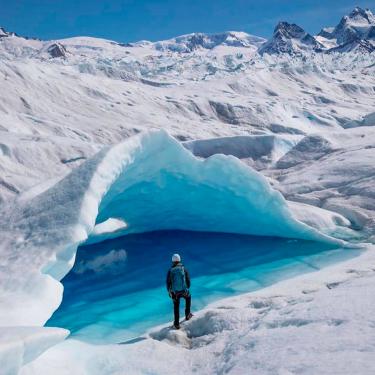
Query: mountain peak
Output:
[[259, 22, 321, 55], [274, 22, 311, 40], [316, 7, 375, 52], [0, 27, 9, 37], [46, 42, 68, 58], [0, 27, 38, 40], [348, 7, 374, 21]]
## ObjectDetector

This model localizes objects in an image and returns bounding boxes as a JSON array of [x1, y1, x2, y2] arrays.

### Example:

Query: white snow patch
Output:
[[0, 327, 68, 375]]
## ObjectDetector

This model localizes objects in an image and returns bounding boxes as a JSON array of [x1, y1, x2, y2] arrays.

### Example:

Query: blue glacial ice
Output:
[[0, 129, 344, 328], [46, 230, 359, 344]]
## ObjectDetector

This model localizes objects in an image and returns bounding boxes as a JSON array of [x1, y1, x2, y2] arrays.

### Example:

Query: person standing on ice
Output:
[[166, 254, 193, 329]]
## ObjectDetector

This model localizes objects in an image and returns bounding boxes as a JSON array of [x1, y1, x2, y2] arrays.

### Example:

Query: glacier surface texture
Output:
[[0, 130, 344, 329]]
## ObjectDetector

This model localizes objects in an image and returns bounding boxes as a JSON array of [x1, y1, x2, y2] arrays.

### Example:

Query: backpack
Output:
[[170, 265, 187, 293]]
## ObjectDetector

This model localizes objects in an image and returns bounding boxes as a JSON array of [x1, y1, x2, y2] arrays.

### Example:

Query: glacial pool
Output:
[[46, 230, 360, 344]]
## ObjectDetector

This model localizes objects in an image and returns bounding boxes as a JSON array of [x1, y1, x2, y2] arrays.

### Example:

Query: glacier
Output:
[[0, 129, 344, 329], [1, 6, 375, 374]]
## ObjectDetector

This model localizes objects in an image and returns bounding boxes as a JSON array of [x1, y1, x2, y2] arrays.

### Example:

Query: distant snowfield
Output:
[[1, 7, 375, 374], [2, 55, 375, 204], [1, 33, 375, 202]]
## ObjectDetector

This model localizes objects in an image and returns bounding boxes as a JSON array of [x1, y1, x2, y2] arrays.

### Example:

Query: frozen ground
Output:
[[1, 7, 375, 375]]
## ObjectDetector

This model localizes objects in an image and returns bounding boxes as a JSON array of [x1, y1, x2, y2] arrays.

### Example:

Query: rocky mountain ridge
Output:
[[2, 7, 375, 59]]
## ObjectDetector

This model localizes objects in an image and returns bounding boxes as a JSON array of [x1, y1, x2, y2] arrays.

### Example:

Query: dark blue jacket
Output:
[[166, 263, 191, 291]]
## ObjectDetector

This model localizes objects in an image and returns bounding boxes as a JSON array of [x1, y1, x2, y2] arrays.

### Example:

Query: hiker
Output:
[[166, 254, 193, 329]]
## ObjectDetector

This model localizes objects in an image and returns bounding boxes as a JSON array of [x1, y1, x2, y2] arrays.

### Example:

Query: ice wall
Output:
[[0, 327, 68, 375], [0, 130, 344, 330], [183, 134, 303, 170]]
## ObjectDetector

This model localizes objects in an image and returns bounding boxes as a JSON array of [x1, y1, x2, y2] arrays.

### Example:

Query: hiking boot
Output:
[[173, 324, 180, 330], [185, 313, 194, 321]]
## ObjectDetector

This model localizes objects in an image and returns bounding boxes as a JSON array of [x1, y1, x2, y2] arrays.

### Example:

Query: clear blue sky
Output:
[[1, 1, 375, 42]]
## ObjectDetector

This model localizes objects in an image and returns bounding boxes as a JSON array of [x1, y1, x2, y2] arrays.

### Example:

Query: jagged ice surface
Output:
[[0, 130, 343, 330], [1, 7, 375, 374]]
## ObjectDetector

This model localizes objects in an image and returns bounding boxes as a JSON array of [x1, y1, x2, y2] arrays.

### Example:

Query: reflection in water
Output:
[[73, 249, 128, 275]]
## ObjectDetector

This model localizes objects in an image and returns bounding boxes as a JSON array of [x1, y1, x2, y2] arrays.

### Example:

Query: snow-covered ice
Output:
[[183, 134, 303, 170], [0, 327, 68, 375], [0, 130, 344, 329], [1, 6, 375, 374], [268, 126, 375, 240]]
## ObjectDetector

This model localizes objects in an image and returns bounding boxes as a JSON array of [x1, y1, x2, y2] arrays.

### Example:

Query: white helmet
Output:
[[172, 254, 181, 262]]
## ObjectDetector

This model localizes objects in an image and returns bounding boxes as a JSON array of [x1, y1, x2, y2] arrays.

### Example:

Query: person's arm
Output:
[[184, 268, 191, 289], [166, 269, 171, 291]]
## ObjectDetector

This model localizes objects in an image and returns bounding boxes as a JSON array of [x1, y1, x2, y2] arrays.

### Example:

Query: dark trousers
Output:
[[172, 291, 191, 326]]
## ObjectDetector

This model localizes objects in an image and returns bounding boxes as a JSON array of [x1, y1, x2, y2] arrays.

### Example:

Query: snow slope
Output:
[[0, 132, 102, 202], [136, 31, 266, 53]]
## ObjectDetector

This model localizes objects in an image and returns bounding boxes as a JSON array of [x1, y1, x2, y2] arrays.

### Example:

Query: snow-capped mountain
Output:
[[259, 22, 322, 55], [316, 7, 375, 52], [259, 7, 375, 55], [38, 42, 70, 58], [0, 27, 8, 38], [140, 31, 266, 53], [0, 27, 20, 38], [2, 7, 375, 203], [2, 7, 375, 64]]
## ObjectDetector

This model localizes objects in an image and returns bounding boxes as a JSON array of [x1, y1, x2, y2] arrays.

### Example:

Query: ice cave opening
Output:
[[46, 230, 360, 345], [4, 130, 357, 342]]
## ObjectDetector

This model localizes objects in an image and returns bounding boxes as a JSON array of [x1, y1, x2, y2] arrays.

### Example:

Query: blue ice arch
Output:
[[0, 130, 343, 328]]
